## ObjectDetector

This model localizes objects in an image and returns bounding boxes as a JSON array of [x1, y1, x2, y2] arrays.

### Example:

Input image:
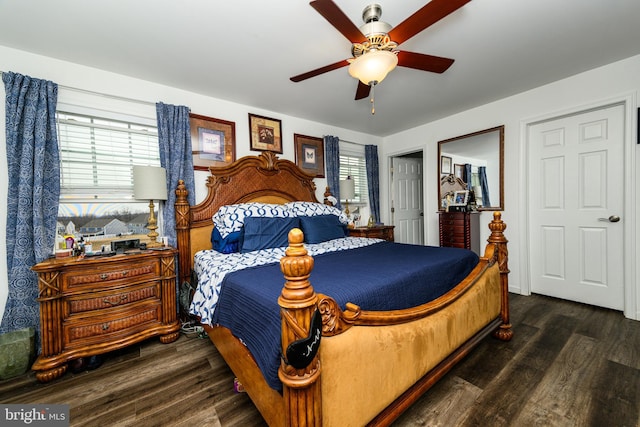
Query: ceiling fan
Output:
[[290, 0, 471, 103]]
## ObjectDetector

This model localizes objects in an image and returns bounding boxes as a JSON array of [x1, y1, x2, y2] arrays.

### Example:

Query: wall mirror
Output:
[[438, 125, 504, 211]]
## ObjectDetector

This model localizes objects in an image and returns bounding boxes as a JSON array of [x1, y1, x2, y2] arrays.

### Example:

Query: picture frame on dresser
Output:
[[294, 133, 325, 177], [249, 113, 282, 153], [189, 113, 236, 170], [450, 190, 469, 206]]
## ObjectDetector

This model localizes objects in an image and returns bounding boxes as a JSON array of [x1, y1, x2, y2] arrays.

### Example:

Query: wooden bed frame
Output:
[[174, 152, 512, 426]]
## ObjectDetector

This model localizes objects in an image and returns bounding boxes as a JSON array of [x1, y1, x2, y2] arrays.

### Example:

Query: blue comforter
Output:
[[211, 241, 479, 391]]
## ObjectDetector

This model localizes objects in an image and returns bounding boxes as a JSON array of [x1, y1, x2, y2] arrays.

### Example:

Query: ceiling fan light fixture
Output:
[[348, 49, 398, 86]]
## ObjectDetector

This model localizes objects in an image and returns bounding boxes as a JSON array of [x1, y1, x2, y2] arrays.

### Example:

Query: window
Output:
[[339, 153, 368, 204], [57, 112, 160, 199], [56, 108, 161, 251]]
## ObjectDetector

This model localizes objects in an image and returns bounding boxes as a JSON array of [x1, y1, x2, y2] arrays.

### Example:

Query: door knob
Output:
[[598, 215, 620, 223]]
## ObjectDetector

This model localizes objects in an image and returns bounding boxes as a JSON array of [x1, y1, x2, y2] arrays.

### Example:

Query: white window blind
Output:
[[57, 111, 160, 202], [339, 154, 368, 203]]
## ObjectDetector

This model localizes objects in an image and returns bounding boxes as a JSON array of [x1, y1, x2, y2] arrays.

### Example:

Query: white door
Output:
[[528, 103, 624, 310], [392, 156, 424, 245]]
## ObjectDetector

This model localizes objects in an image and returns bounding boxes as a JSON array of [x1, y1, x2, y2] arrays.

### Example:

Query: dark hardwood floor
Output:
[[1, 293, 638, 426]]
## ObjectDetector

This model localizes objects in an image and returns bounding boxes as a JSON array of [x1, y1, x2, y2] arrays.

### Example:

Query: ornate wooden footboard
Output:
[[277, 214, 511, 426], [174, 152, 512, 426]]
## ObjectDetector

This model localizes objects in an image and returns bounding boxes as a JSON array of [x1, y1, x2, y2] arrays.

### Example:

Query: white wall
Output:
[[381, 54, 640, 319], [0, 45, 383, 320], [2, 45, 639, 321]]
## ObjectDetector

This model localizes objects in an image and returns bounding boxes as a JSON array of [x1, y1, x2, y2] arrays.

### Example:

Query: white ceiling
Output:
[[1, 0, 639, 137]]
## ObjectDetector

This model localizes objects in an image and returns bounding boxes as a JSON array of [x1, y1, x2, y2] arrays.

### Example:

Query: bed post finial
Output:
[[487, 212, 513, 341], [278, 228, 322, 427], [174, 180, 191, 288]]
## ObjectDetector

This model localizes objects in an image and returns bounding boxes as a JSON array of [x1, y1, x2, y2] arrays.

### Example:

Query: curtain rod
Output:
[[340, 139, 365, 146], [326, 137, 368, 147], [0, 70, 156, 107]]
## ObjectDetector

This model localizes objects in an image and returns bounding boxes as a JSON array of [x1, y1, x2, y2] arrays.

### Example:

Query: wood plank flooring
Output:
[[1, 293, 638, 426]]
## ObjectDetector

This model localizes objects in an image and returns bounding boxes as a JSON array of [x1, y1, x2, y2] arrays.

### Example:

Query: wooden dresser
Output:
[[31, 249, 181, 382], [348, 225, 395, 242], [438, 212, 480, 254]]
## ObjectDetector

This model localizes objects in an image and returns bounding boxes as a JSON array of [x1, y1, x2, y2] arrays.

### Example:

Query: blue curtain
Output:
[[324, 135, 341, 209], [478, 166, 491, 206], [1, 72, 60, 342], [365, 145, 381, 223], [465, 163, 473, 190], [156, 103, 195, 247]]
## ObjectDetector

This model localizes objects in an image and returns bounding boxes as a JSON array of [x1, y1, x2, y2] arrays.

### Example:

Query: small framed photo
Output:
[[441, 156, 452, 174], [454, 164, 465, 181], [249, 113, 282, 153], [190, 113, 235, 170], [294, 134, 325, 177], [450, 190, 470, 206]]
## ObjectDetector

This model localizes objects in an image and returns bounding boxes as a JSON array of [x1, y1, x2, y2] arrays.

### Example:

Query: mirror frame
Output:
[[437, 125, 504, 211]]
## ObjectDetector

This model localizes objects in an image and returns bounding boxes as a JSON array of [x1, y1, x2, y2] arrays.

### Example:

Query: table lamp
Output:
[[133, 165, 167, 248], [339, 176, 356, 218]]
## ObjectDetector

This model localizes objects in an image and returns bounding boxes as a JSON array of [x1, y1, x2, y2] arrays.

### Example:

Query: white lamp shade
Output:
[[339, 177, 356, 200], [133, 166, 168, 201], [348, 50, 398, 85]]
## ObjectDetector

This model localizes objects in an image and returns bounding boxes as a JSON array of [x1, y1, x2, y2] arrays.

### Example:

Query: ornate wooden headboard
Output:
[[174, 151, 322, 285]]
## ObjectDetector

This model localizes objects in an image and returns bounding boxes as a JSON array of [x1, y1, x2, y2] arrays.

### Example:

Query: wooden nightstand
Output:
[[31, 249, 181, 382], [348, 225, 395, 242]]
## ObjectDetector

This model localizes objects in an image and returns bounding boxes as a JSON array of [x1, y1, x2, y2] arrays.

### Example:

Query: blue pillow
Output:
[[240, 217, 300, 253], [211, 228, 242, 254], [299, 215, 347, 244]]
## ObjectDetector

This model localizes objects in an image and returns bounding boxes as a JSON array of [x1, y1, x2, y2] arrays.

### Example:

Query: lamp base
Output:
[[145, 199, 163, 248]]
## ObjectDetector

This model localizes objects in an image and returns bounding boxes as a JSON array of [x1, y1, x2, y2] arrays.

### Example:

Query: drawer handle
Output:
[[102, 323, 110, 331], [103, 295, 128, 306], [100, 270, 128, 280]]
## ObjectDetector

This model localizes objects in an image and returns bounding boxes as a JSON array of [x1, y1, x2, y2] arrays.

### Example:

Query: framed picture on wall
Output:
[[189, 113, 236, 170], [249, 113, 282, 153], [441, 156, 452, 174], [294, 134, 325, 177]]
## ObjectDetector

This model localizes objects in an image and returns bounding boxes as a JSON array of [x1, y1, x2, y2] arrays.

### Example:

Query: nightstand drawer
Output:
[[64, 302, 162, 348], [348, 226, 395, 242], [64, 259, 159, 291], [67, 282, 161, 314]]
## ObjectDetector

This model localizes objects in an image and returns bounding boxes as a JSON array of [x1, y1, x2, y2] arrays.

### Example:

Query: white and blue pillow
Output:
[[285, 201, 349, 224], [213, 203, 292, 238], [211, 201, 349, 253]]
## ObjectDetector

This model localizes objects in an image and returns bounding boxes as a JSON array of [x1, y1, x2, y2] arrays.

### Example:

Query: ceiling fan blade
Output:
[[397, 51, 454, 74], [355, 81, 371, 100], [388, 0, 471, 45], [310, 0, 365, 43], [290, 59, 350, 82]]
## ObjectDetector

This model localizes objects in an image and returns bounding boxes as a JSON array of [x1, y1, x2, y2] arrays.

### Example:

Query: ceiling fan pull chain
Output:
[[370, 83, 375, 115]]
